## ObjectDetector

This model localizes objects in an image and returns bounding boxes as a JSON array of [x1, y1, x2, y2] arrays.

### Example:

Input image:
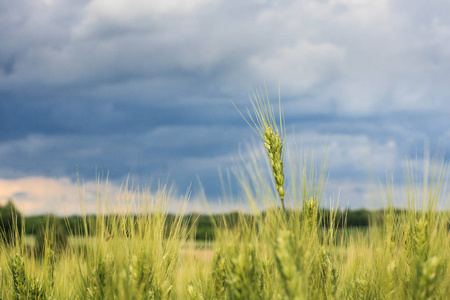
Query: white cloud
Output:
[[2, 0, 450, 115], [249, 40, 345, 92], [0, 175, 196, 216], [0, 175, 246, 216], [284, 131, 399, 176], [326, 179, 382, 209], [0, 177, 102, 215]]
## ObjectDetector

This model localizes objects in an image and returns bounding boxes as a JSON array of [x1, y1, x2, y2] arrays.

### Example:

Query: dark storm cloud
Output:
[[1, 0, 450, 213], [0, 95, 240, 141]]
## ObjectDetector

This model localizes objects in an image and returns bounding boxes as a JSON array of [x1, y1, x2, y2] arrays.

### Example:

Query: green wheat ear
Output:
[[264, 127, 285, 205], [9, 252, 27, 299], [233, 86, 286, 211]]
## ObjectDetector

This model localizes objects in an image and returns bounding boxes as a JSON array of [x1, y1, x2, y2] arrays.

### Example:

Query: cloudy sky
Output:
[[1, 0, 449, 215]]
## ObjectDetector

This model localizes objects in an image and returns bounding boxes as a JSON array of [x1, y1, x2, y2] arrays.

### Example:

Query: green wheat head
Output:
[[303, 197, 318, 234], [211, 249, 229, 299], [234, 86, 286, 210], [228, 243, 260, 299], [186, 282, 205, 300], [318, 247, 339, 298], [131, 251, 155, 296], [413, 216, 429, 263], [264, 127, 285, 204], [275, 230, 302, 299], [84, 251, 114, 300], [8, 252, 46, 300], [351, 279, 368, 300], [416, 256, 442, 300], [9, 252, 27, 300]]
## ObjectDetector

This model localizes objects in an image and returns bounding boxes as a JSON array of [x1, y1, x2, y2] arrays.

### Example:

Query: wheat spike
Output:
[[414, 217, 429, 263], [417, 256, 442, 300], [233, 86, 286, 210], [9, 252, 27, 299], [275, 230, 301, 299], [264, 127, 285, 205]]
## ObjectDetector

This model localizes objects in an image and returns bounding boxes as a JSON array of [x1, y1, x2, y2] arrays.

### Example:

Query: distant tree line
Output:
[[18, 208, 401, 241], [1, 200, 445, 243], [0, 200, 68, 254], [0, 200, 23, 243]]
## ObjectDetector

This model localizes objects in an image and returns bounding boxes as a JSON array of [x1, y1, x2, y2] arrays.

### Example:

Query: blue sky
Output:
[[1, 0, 449, 215]]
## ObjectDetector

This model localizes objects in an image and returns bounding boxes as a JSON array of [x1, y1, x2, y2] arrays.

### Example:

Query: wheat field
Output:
[[1, 91, 449, 299]]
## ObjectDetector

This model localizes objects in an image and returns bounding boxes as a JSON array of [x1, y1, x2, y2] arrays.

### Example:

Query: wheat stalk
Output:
[[233, 86, 286, 211]]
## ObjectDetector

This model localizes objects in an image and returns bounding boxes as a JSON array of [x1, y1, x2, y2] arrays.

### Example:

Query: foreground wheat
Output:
[[234, 86, 286, 211]]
